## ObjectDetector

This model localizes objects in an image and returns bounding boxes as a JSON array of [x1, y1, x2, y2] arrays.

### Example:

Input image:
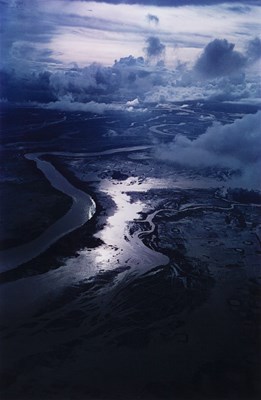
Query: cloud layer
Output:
[[145, 36, 165, 59], [246, 37, 261, 63], [147, 14, 159, 25], [44, 99, 131, 113], [1, 39, 260, 107], [194, 39, 246, 77], [2, 0, 260, 71], [155, 111, 261, 188]]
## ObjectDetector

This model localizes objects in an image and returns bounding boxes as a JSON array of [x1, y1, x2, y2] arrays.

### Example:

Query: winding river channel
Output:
[[1, 139, 258, 276], [0, 146, 152, 273]]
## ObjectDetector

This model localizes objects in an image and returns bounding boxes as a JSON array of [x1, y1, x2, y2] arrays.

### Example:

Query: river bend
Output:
[[0, 146, 151, 273]]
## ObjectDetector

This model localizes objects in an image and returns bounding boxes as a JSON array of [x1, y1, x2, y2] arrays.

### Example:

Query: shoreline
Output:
[[0, 151, 74, 251], [0, 157, 117, 283]]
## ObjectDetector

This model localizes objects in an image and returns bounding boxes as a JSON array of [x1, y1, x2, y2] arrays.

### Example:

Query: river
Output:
[[0, 146, 152, 273]]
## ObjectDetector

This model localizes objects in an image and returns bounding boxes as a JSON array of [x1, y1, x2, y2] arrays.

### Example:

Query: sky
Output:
[[1, 0, 261, 68], [0, 0, 260, 189], [0, 0, 261, 104]]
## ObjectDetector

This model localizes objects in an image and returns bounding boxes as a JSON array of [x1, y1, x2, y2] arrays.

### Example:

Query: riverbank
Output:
[[0, 156, 116, 283], [0, 150, 73, 251]]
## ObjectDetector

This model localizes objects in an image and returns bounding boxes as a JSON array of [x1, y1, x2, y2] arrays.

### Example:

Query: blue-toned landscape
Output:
[[0, 1, 261, 399]]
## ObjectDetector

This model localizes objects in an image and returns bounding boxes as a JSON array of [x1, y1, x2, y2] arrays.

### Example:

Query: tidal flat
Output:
[[0, 104, 260, 400]]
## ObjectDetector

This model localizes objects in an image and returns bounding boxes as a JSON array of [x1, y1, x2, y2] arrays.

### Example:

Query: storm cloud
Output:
[[0, 69, 55, 103], [246, 37, 261, 63], [49, 63, 121, 101], [194, 39, 246, 77], [77, 1, 261, 5], [145, 36, 165, 59], [147, 14, 159, 24]]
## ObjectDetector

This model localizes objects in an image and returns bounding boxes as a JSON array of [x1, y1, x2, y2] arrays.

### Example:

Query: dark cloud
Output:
[[114, 55, 145, 67], [227, 5, 251, 14], [1, 49, 259, 106], [49, 63, 122, 102], [0, 69, 55, 102], [78, 0, 260, 6], [147, 13, 159, 24], [194, 39, 246, 77], [0, 1, 57, 70], [246, 37, 261, 63], [112, 55, 168, 98], [145, 36, 165, 59], [0, 49, 173, 105], [10, 43, 62, 65], [1, 22, 260, 107], [48, 55, 164, 102]]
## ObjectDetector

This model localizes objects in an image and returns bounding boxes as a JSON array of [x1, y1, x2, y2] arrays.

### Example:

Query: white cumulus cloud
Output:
[[155, 111, 261, 188]]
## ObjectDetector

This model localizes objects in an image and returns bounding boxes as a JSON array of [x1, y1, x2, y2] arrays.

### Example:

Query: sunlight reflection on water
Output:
[[52, 172, 219, 284], [97, 180, 143, 245]]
